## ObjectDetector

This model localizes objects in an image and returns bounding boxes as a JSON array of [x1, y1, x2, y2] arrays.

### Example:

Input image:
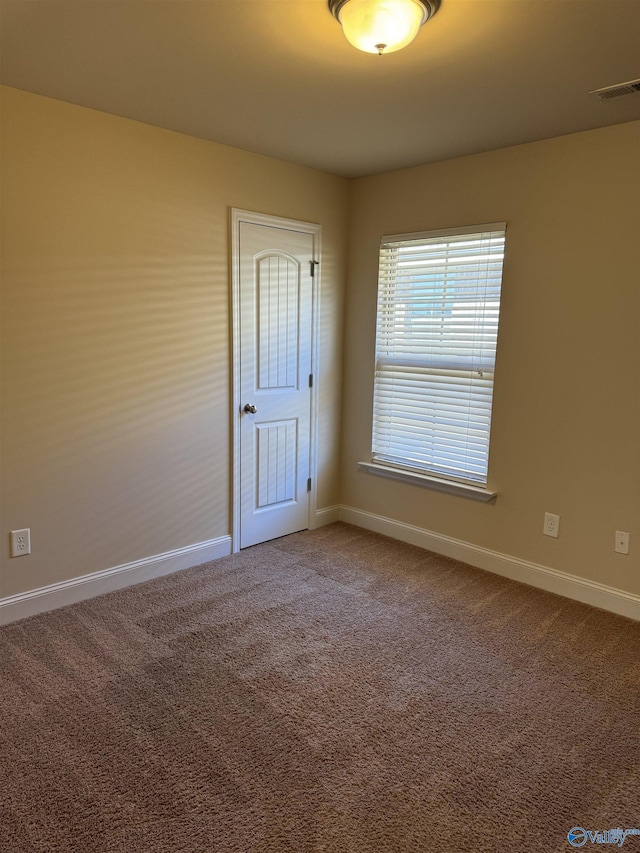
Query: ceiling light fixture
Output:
[[328, 0, 440, 55]]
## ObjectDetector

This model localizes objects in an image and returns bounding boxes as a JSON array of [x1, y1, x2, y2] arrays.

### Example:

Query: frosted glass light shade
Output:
[[337, 0, 428, 54]]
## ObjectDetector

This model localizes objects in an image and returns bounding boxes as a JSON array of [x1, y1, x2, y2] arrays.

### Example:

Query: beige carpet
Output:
[[1, 523, 639, 852]]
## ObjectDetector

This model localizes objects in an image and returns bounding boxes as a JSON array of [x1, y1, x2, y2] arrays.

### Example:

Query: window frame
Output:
[[365, 222, 507, 499]]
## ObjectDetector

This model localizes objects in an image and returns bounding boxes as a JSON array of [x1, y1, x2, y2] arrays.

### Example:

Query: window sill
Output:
[[358, 461, 498, 502]]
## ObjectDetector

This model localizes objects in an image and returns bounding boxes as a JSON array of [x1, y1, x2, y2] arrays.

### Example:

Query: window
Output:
[[370, 223, 506, 488]]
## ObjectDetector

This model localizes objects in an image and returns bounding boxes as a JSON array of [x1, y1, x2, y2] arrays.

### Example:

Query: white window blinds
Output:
[[372, 223, 506, 485]]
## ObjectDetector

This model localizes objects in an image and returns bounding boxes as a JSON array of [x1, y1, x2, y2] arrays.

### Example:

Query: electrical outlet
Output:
[[543, 512, 560, 538], [614, 531, 630, 555], [10, 528, 31, 557]]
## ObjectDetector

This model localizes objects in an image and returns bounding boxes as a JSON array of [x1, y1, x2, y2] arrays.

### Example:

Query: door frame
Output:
[[230, 208, 322, 553]]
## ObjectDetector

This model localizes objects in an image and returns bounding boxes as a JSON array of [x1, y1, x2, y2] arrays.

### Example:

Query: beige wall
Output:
[[1, 86, 348, 597], [2, 86, 638, 606], [342, 121, 640, 596]]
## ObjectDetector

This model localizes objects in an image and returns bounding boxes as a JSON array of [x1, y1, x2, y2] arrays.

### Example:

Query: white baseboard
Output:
[[313, 505, 342, 527], [0, 536, 232, 626], [339, 506, 640, 622], [3, 513, 636, 625]]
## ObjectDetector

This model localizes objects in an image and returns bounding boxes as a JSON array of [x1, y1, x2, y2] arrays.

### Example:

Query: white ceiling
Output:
[[1, 0, 639, 178]]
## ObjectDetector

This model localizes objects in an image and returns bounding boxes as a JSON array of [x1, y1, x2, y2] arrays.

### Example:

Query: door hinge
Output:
[[308, 373, 313, 388], [307, 477, 312, 492], [310, 260, 319, 277]]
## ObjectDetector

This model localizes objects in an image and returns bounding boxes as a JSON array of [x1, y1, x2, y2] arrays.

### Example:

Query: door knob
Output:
[[244, 403, 258, 414]]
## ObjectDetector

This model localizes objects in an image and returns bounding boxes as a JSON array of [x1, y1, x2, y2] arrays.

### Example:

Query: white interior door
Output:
[[238, 220, 315, 549]]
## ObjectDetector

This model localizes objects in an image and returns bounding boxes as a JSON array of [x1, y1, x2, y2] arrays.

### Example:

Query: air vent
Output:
[[589, 79, 640, 101]]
